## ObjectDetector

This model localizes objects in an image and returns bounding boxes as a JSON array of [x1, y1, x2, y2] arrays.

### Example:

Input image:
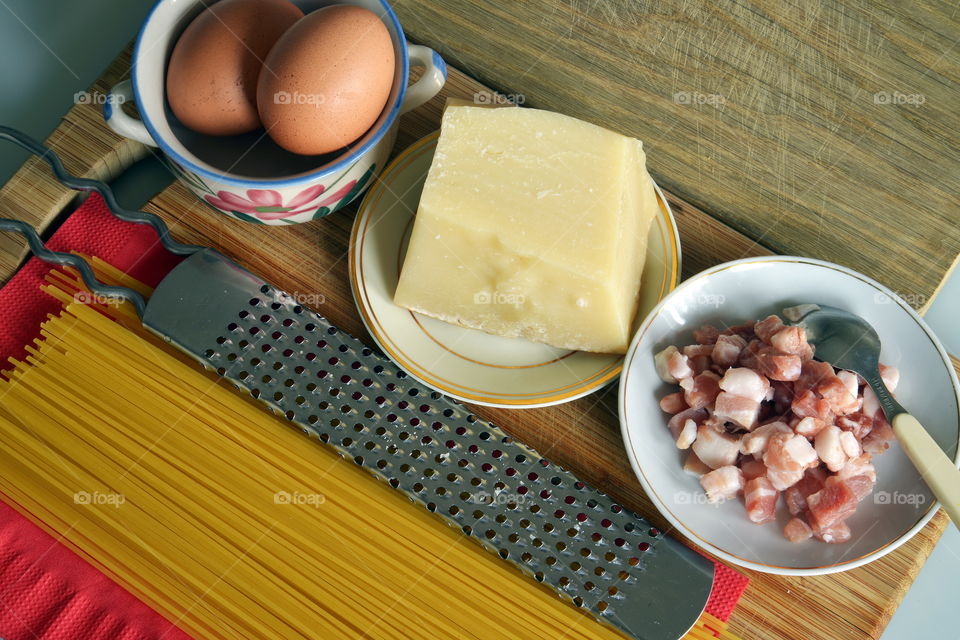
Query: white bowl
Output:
[[618, 256, 960, 575]]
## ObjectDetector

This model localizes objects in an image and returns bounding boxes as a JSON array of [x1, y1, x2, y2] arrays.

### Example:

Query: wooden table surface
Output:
[[0, 3, 958, 639], [393, 0, 960, 313]]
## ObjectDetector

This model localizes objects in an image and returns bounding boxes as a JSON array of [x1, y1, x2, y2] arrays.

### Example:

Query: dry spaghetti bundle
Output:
[[0, 262, 730, 640]]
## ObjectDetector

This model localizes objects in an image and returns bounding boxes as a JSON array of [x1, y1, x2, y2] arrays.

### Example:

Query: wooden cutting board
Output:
[[391, 0, 960, 315], [0, 45, 955, 640]]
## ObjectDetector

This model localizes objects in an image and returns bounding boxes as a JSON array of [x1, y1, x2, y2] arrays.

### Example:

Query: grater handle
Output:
[[0, 217, 147, 316], [0, 126, 202, 257]]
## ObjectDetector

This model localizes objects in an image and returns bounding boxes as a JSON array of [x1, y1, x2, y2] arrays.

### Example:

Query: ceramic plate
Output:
[[619, 256, 960, 574], [350, 131, 680, 408]]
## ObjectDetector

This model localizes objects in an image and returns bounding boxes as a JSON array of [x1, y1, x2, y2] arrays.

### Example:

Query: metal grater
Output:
[[0, 127, 715, 640]]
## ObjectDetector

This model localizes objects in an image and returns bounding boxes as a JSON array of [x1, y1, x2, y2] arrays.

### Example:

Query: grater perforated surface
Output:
[[143, 249, 714, 640]]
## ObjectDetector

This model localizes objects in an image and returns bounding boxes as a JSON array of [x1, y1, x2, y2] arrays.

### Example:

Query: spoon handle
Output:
[[892, 413, 960, 527]]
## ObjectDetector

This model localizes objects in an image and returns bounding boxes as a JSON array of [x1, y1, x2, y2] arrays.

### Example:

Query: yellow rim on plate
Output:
[[349, 131, 681, 407]]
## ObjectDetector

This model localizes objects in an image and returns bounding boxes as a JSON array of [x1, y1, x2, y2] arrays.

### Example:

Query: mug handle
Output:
[[400, 44, 447, 115], [103, 80, 157, 147]]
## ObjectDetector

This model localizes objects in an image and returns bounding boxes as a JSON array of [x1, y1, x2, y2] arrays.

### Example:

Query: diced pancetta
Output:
[[691, 425, 741, 469], [718, 367, 770, 403], [712, 334, 747, 367], [683, 371, 722, 410], [656, 313, 902, 545], [713, 391, 761, 430], [700, 466, 744, 503], [744, 476, 778, 524], [784, 517, 814, 542], [693, 325, 721, 345]]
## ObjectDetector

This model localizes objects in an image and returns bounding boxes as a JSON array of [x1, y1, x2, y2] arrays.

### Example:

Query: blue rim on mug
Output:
[[132, 0, 411, 188]]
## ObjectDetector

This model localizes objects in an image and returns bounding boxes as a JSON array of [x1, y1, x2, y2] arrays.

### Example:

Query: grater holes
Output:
[[212, 303, 659, 616]]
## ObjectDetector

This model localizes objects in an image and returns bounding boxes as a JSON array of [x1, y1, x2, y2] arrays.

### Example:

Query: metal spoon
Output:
[[785, 303, 960, 527]]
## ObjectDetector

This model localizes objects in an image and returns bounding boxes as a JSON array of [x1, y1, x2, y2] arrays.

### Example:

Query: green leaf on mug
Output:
[[312, 206, 331, 220], [230, 210, 264, 225]]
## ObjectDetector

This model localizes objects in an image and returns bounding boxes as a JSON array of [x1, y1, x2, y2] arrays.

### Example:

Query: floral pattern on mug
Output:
[[205, 182, 359, 221]]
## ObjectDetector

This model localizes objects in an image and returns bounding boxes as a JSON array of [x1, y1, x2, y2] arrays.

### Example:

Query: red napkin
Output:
[[0, 194, 747, 639]]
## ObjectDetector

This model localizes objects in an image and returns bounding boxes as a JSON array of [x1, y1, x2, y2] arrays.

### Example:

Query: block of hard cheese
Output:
[[394, 106, 659, 354]]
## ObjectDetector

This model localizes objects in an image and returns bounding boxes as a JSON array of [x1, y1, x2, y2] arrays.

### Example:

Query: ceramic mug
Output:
[[105, 0, 446, 225]]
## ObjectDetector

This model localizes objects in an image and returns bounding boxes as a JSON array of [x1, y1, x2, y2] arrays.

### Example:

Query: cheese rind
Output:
[[394, 106, 659, 354]]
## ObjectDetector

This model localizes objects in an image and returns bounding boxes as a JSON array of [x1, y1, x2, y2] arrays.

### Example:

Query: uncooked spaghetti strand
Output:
[[0, 297, 632, 640]]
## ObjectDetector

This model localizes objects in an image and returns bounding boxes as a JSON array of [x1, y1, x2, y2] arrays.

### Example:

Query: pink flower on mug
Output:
[[205, 181, 357, 221]]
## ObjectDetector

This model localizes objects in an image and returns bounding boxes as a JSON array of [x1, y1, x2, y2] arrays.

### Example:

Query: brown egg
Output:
[[166, 0, 303, 136], [257, 4, 395, 155]]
